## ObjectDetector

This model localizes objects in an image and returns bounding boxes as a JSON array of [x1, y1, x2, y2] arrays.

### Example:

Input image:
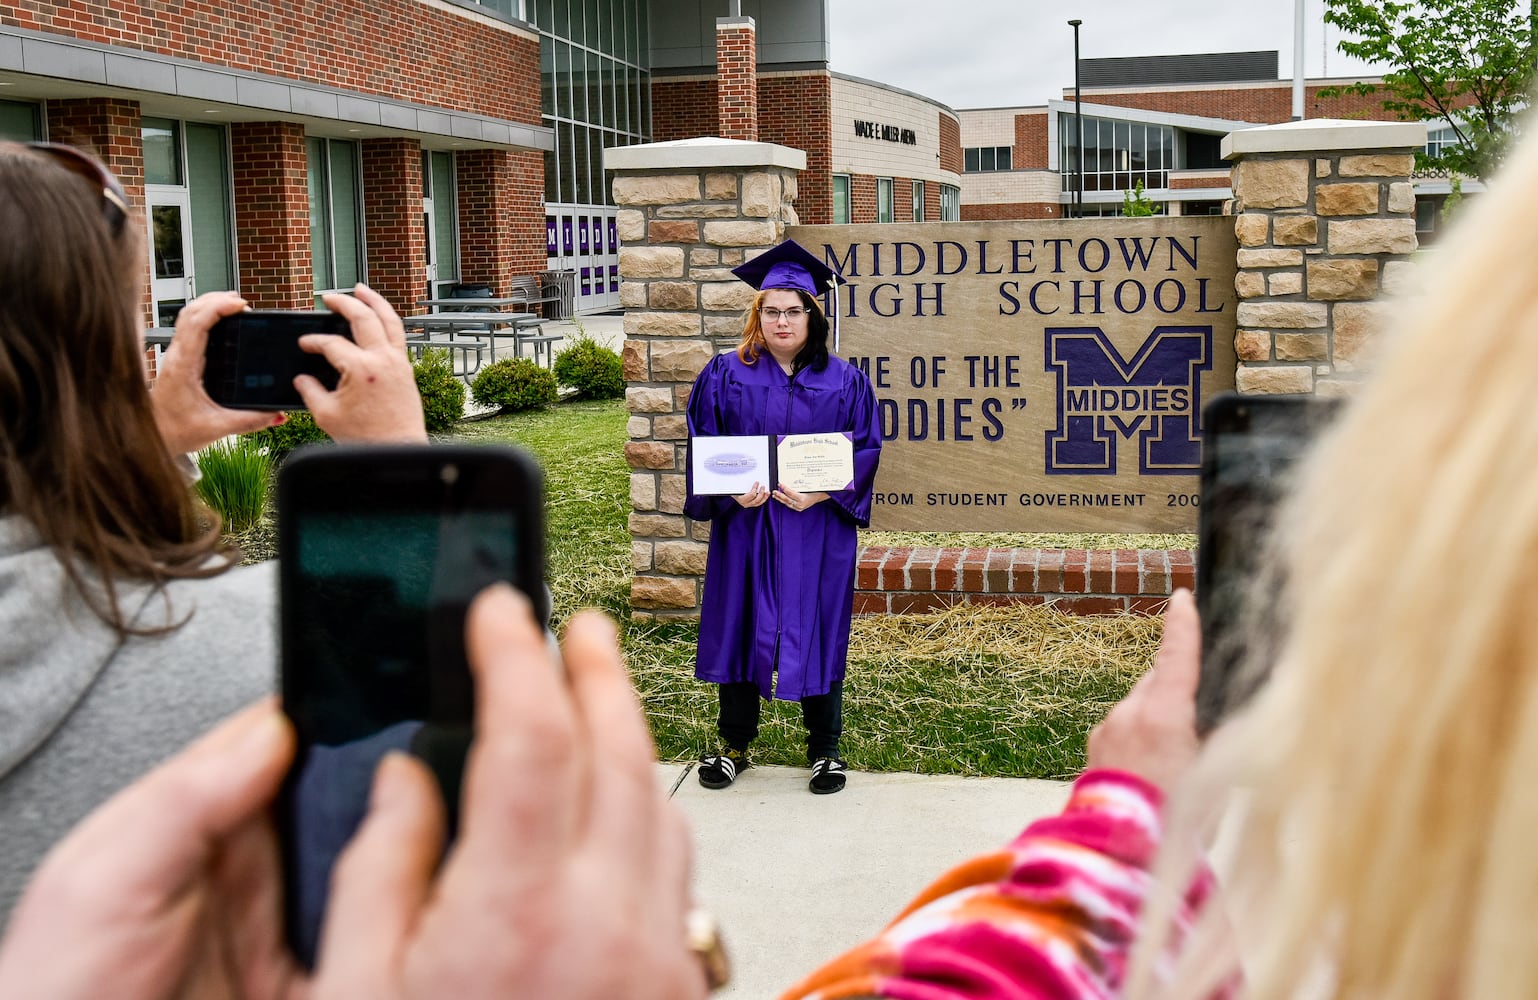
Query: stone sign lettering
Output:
[[789, 219, 1238, 532]]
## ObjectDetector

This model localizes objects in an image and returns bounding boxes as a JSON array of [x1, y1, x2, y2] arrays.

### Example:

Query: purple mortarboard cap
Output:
[[731, 239, 847, 295]]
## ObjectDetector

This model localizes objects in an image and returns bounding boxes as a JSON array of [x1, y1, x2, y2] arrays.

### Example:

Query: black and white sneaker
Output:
[[808, 757, 848, 795], [698, 749, 750, 789]]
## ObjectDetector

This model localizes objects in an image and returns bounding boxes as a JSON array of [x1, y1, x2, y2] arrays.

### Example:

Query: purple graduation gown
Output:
[[684, 351, 883, 701]]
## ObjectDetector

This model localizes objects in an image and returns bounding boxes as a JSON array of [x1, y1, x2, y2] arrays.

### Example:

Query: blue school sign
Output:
[[788, 218, 1238, 531]]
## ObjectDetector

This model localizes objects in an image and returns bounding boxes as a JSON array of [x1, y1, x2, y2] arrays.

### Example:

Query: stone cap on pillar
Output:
[[605, 137, 807, 173], [1222, 118, 1429, 160]]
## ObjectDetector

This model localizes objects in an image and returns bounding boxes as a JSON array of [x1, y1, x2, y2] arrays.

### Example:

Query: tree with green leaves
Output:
[[1322, 0, 1534, 180], [1120, 179, 1160, 216]]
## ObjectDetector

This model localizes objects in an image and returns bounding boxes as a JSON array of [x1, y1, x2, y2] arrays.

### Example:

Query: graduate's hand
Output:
[[772, 485, 828, 512], [734, 482, 770, 508]]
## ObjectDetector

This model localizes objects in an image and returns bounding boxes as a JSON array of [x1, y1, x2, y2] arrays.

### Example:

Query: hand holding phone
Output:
[[203, 309, 352, 411], [1195, 393, 1339, 733], [276, 444, 546, 966], [149, 291, 293, 453]]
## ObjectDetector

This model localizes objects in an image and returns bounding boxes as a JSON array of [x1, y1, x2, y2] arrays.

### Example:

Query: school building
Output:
[[0, 1, 1458, 323]]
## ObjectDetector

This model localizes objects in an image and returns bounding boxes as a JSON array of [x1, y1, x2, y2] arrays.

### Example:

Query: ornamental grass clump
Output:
[[413, 348, 467, 432], [552, 334, 625, 400], [249, 411, 330, 461], [471, 358, 558, 413], [195, 436, 272, 533]]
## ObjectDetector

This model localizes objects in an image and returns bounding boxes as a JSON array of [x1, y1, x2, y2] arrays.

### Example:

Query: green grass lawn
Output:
[[446, 400, 1166, 780]]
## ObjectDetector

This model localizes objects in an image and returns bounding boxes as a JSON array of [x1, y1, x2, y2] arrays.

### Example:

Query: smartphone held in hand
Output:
[[275, 444, 547, 966], [204, 310, 352, 410], [1195, 393, 1339, 734]]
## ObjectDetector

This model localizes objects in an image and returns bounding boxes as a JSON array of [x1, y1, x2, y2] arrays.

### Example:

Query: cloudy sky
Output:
[[825, 0, 1387, 110]]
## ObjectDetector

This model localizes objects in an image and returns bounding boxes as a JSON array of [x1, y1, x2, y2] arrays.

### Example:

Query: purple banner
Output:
[[609, 263, 619, 293], [607, 217, 618, 253], [579, 217, 590, 254], [561, 218, 574, 256], [580, 266, 592, 295], [546, 216, 558, 257]]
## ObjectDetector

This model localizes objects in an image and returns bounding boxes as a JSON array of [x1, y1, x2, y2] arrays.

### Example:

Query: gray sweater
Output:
[[0, 516, 274, 919]]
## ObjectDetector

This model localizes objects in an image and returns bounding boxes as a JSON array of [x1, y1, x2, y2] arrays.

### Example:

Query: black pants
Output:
[[717, 680, 843, 762]]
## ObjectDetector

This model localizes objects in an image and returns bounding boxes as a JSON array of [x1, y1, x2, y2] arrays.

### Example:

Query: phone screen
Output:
[[1196, 394, 1338, 733], [276, 445, 545, 966], [205, 311, 351, 410]]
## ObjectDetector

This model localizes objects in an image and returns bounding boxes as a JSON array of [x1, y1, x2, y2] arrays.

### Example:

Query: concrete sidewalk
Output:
[[660, 761, 1071, 999]]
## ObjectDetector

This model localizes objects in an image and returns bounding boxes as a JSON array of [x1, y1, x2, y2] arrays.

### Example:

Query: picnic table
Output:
[[403, 312, 563, 373]]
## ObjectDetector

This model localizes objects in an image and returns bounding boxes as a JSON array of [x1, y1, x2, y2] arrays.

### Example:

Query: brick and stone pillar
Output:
[[362, 139, 425, 317], [1223, 119, 1427, 395], [716, 15, 758, 142], [232, 122, 313, 309], [456, 149, 547, 295], [609, 138, 805, 617]]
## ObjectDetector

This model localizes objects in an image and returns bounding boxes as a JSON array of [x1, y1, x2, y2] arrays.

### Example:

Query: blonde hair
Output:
[[1130, 124, 1538, 1000]]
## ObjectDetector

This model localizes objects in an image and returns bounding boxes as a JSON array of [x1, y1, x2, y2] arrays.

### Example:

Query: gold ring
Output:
[[686, 907, 731, 991]]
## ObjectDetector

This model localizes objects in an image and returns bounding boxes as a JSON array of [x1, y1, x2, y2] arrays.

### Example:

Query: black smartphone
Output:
[[1196, 393, 1339, 734], [204, 310, 353, 410], [275, 444, 547, 967]]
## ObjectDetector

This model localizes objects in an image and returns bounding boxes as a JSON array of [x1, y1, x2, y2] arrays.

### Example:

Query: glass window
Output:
[[185, 123, 234, 294], [964, 148, 980, 172], [1426, 124, 1460, 160], [0, 100, 40, 142], [1059, 113, 1173, 193], [429, 151, 457, 282], [142, 118, 182, 186], [877, 178, 893, 223], [307, 138, 362, 293], [940, 184, 960, 221], [913, 180, 924, 222], [963, 146, 1012, 173], [832, 174, 850, 224]]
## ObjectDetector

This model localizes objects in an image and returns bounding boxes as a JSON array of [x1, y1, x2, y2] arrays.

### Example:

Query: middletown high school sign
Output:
[[790, 218, 1238, 532]]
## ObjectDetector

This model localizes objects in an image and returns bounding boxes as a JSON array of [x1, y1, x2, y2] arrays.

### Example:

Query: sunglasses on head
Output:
[[25, 142, 130, 237]]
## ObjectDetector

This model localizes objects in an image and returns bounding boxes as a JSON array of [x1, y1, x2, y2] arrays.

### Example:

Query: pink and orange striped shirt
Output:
[[780, 770, 1208, 1000]]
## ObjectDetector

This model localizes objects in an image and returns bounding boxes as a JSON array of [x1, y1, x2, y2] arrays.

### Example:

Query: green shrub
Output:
[[552, 334, 625, 400], [413, 348, 467, 432], [195, 437, 272, 532], [471, 358, 558, 412], [249, 410, 330, 460]]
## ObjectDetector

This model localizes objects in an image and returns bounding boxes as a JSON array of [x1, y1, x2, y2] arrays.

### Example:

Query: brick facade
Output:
[[361, 139, 425, 316], [1081, 82, 1395, 126], [854, 546, 1193, 616], [716, 20, 758, 142], [455, 149, 548, 295], [938, 111, 962, 175], [231, 121, 312, 309], [1014, 111, 1049, 170], [761, 73, 833, 224], [962, 202, 1059, 221], [652, 78, 719, 143], [5, 2, 540, 125], [46, 97, 151, 325]]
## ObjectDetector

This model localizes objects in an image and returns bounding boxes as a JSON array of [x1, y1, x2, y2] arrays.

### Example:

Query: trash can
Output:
[[540, 269, 576, 319]]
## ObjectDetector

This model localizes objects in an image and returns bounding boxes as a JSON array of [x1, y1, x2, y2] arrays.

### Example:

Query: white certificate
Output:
[[776, 432, 855, 493], [692, 435, 772, 495]]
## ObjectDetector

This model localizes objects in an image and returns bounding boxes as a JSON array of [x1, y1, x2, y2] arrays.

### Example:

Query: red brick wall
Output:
[[1014, 111, 1049, 169], [1082, 82, 1395, 124], [938, 112, 962, 175], [455, 149, 546, 293], [362, 139, 424, 318], [926, 183, 941, 221], [716, 23, 757, 141], [6, 2, 540, 124], [652, 79, 718, 142], [231, 122, 312, 309], [46, 98, 151, 325], [1170, 172, 1230, 190], [761, 73, 832, 224], [855, 546, 1194, 616], [850, 173, 877, 224], [963, 202, 1060, 220]]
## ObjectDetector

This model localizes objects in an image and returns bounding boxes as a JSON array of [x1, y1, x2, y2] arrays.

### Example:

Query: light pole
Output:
[[1068, 19, 1083, 219]]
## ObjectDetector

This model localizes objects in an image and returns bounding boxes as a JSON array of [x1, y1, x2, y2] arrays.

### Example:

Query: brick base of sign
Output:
[[853, 546, 1196, 616]]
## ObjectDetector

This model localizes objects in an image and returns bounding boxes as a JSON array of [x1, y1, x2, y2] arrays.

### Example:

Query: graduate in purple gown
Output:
[[684, 240, 882, 795]]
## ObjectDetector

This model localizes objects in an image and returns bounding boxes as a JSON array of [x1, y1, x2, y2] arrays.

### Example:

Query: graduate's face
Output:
[[759, 289, 809, 364]]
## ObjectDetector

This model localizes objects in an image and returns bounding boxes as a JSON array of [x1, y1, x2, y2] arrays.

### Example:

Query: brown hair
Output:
[[0, 142, 231, 637], [735, 288, 830, 371]]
